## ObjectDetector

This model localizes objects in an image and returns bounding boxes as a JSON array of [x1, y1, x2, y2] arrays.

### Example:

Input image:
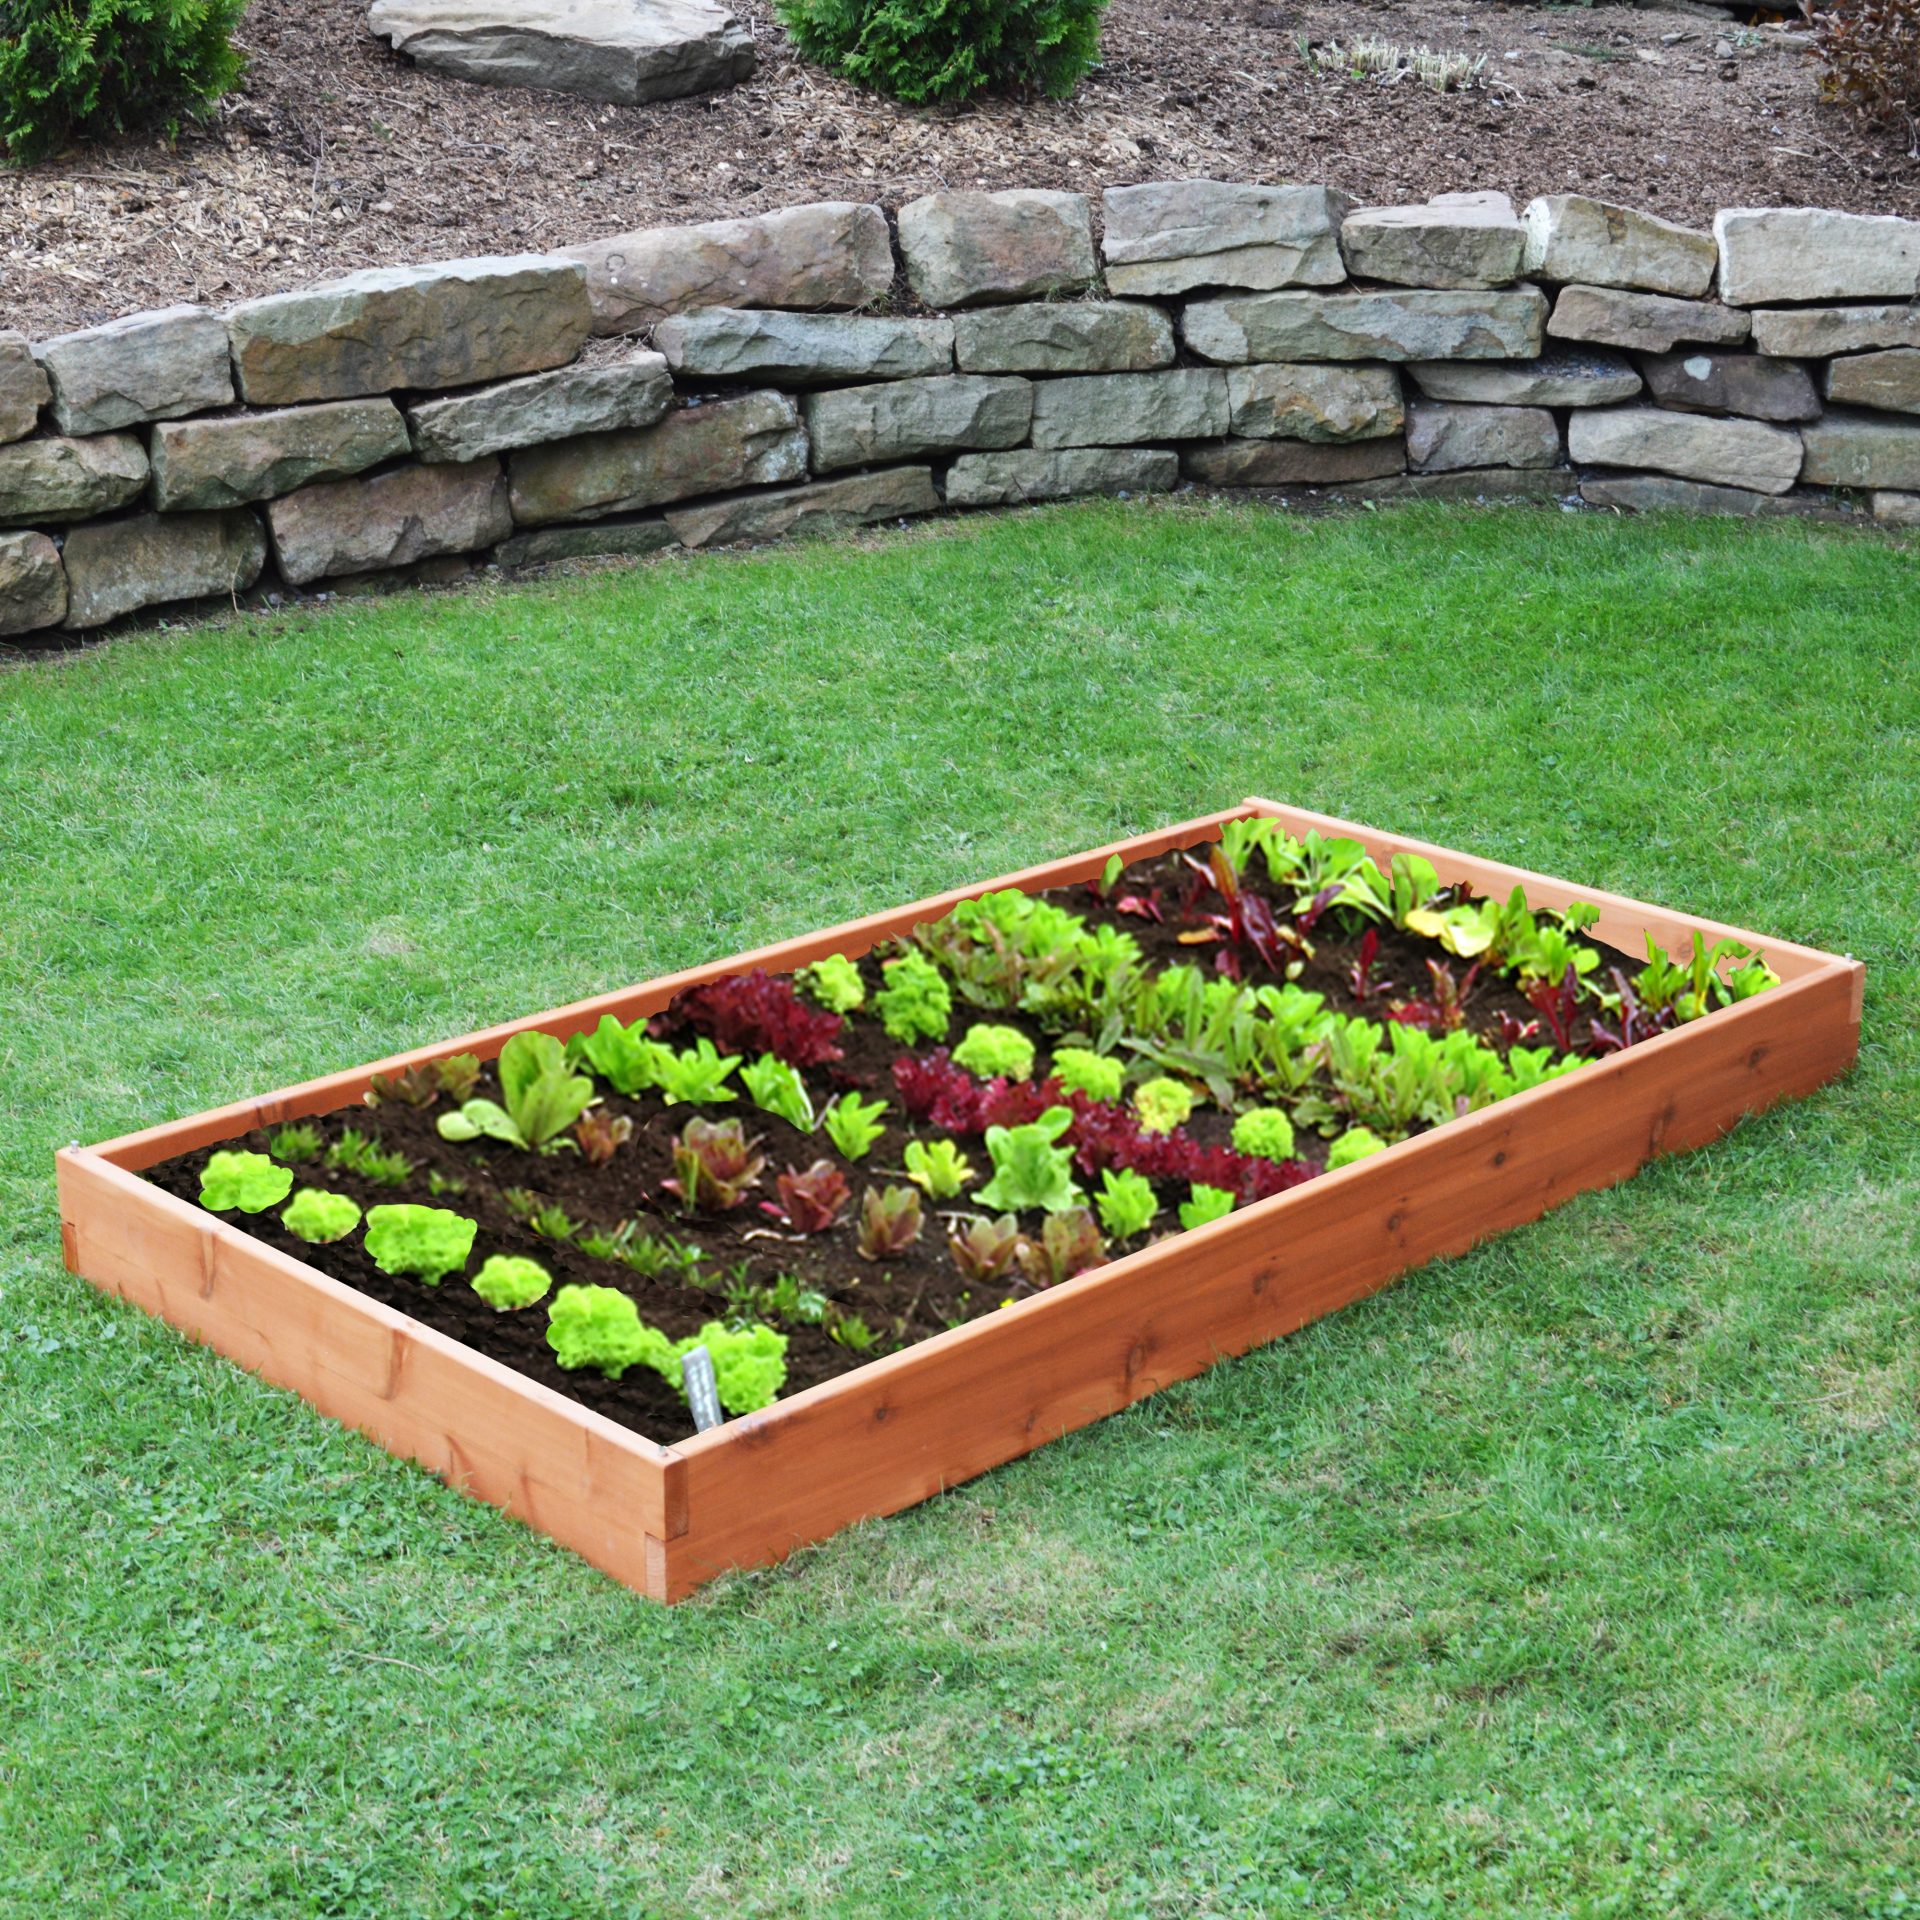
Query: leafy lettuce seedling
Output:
[[801, 954, 866, 1013], [903, 1138, 974, 1198], [857, 1185, 924, 1261], [769, 1159, 850, 1233], [874, 950, 951, 1044], [1133, 1078, 1197, 1135], [199, 1151, 294, 1214], [951, 1023, 1036, 1083], [1231, 1108, 1296, 1163], [1178, 1184, 1235, 1231], [653, 1039, 743, 1107], [280, 1187, 361, 1243], [680, 1322, 789, 1414], [1327, 1127, 1388, 1170], [665, 1118, 765, 1213], [977, 1106, 1081, 1213], [267, 1123, 323, 1163], [326, 1129, 414, 1186], [823, 1091, 889, 1161], [363, 1204, 477, 1284], [472, 1254, 553, 1311], [574, 1109, 633, 1164], [1050, 1047, 1124, 1103], [439, 1030, 594, 1153], [948, 1212, 1022, 1283], [1015, 1208, 1107, 1288], [568, 1015, 669, 1096], [547, 1284, 675, 1379], [741, 1054, 816, 1131], [1095, 1168, 1158, 1240]]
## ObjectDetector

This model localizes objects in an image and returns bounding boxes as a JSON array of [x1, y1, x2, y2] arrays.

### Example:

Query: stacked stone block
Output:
[[2, 186, 1918, 640]]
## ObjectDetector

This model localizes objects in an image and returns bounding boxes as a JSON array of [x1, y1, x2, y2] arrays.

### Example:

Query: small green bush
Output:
[[1, 0, 248, 166], [774, 0, 1107, 103]]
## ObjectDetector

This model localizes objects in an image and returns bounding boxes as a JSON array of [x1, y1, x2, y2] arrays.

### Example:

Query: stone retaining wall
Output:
[[3, 186, 1918, 639]]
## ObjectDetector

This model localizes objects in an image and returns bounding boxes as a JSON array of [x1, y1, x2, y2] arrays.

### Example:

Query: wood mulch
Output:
[[5, 0, 1917, 338]]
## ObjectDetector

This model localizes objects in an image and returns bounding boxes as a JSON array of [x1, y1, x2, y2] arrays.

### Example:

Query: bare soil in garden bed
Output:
[[8, 0, 1918, 337], [144, 849, 1639, 1444]]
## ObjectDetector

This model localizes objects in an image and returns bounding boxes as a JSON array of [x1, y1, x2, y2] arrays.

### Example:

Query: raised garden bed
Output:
[[58, 799, 1863, 1601]]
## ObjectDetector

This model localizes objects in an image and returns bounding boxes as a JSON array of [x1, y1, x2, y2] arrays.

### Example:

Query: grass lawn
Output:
[[2, 498, 1915, 1919]]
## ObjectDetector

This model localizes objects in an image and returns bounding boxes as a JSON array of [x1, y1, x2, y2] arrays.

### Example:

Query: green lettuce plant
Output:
[[823, 1091, 889, 1161], [1133, 1077, 1197, 1135], [800, 954, 866, 1013], [280, 1188, 361, 1243], [438, 1030, 594, 1153], [1231, 1108, 1297, 1163], [1050, 1047, 1124, 1103], [856, 1184, 924, 1260], [1328, 1126, 1388, 1170], [1094, 1167, 1158, 1240], [547, 1284, 676, 1379], [472, 1254, 553, 1311], [652, 1038, 742, 1106], [976, 1106, 1081, 1213], [567, 1015, 669, 1096], [874, 950, 951, 1043], [198, 1150, 294, 1213], [951, 1023, 1036, 1082], [740, 1053, 816, 1130], [363, 1204, 477, 1284], [948, 1212, 1022, 1283], [903, 1137, 974, 1198], [1178, 1184, 1235, 1231], [680, 1321, 789, 1414]]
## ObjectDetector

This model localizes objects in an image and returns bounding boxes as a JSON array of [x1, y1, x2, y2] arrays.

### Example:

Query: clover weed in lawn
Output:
[[1, 500, 1914, 1917]]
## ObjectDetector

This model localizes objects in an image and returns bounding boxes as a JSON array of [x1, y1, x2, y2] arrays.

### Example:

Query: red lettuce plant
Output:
[[765, 1159, 851, 1233], [1526, 964, 1585, 1053], [948, 1213, 1022, 1283], [892, 1049, 1066, 1134], [659, 970, 845, 1068], [574, 1108, 633, 1164], [1014, 1208, 1108, 1290], [857, 1185, 924, 1261], [664, 1118, 765, 1213]]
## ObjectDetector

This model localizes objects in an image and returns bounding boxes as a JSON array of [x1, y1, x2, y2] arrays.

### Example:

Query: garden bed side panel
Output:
[[56, 1149, 686, 1597], [660, 958, 1861, 1599]]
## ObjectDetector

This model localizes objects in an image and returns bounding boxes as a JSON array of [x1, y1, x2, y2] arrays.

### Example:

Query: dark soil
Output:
[[144, 846, 1634, 1445], [8, 0, 1917, 337]]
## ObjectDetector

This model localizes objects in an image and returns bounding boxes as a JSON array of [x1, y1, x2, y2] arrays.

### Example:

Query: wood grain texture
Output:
[[58, 802, 1864, 1603], [58, 1150, 682, 1594], [658, 959, 1860, 1597]]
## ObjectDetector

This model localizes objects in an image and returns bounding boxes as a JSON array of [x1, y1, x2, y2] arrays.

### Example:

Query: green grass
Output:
[[2, 499, 1915, 1919]]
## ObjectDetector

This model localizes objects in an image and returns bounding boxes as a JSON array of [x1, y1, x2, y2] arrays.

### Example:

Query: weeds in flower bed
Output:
[[145, 823, 1780, 1443]]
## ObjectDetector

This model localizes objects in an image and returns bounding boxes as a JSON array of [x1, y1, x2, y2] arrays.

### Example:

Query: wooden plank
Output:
[[93, 806, 1254, 1174], [58, 1151, 682, 1592], [659, 960, 1860, 1597], [1242, 795, 1842, 982]]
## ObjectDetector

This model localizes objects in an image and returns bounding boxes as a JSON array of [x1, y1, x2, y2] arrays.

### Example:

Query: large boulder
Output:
[[664, 467, 939, 548], [952, 301, 1174, 374], [1100, 182, 1349, 296], [1521, 196, 1716, 297], [152, 399, 410, 510], [896, 190, 1095, 308], [1547, 286, 1750, 354], [1406, 399, 1560, 473], [1183, 288, 1546, 364], [1637, 350, 1818, 423], [1824, 350, 1920, 416], [1714, 208, 1920, 305], [652, 310, 953, 386], [0, 333, 48, 444], [368, 0, 753, 105], [804, 374, 1032, 472], [1226, 364, 1403, 442], [1029, 369, 1228, 448], [0, 432, 147, 526], [1567, 406, 1802, 493], [229, 255, 592, 404], [0, 530, 65, 634], [561, 203, 893, 335], [508, 391, 807, 522], [33, 306, 233, 434], [61, 510, 267, 628], [408, 353, 674, 462], [1406, 347, 1640, 408], [1183, 438, 1406, 486], [1751, 305, 1920, 358], [945, 447, 1177, 507], [1800, 409, 1920, 490], [1340, 193, 1526, 291], [268, 459, 513, 583]]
